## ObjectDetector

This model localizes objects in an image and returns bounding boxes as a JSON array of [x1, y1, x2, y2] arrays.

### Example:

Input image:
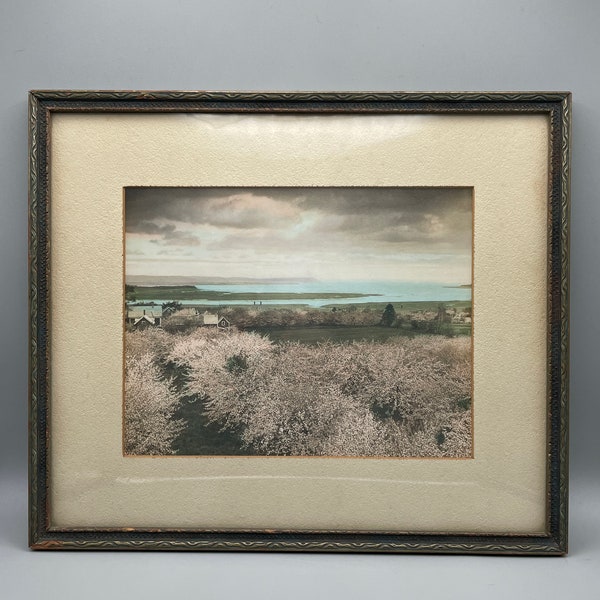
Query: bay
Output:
[[134, 280, 471, 307]]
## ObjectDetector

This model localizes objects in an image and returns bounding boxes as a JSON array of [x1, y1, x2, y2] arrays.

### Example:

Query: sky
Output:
[[125, 187, 472, 283]]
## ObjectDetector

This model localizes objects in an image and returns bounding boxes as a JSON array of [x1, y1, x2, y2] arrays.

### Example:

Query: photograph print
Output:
[[124, 187, 473, 458]]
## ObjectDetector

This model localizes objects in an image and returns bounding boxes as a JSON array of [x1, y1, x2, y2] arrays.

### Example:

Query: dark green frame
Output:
[[29, 91, 570, 553]]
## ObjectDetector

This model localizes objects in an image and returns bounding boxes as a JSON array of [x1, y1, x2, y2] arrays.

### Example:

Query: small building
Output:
[[200, 312, 231, 329], [202, 311, 219, 326], [132, 314, 159, 328], [126, 306, 162, 327], [218, 317, 231, 329]]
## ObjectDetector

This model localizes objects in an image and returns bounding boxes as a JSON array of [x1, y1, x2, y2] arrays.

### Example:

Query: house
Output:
[[202, 311, 219, 326], [201, 312, 231, 329], [126, 306, 162, 327], [132, 314, 159, 328]]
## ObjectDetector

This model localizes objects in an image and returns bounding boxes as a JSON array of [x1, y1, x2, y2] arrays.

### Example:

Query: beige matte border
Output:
[[46, 110, 548, 534]]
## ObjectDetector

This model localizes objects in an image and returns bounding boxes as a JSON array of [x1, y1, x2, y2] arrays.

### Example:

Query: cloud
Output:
[[305, 190, 470, 242], [126, 187, 471, 242], [150, 235, 201, 247], [125, 187, 472, 281], [126, 189, 302, 233], [128, 221, 201, 247]]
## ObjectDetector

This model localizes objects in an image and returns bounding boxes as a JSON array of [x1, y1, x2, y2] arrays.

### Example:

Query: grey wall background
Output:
[[1, 1, 598, 598]]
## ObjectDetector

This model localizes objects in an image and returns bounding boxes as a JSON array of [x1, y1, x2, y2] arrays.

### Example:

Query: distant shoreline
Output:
[[128, 299, 472, 312], [126, 285, 375, 302]]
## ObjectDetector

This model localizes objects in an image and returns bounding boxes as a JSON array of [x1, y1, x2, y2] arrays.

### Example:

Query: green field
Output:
[[251, 324, 470, 344], [251, 325, 410, 343]]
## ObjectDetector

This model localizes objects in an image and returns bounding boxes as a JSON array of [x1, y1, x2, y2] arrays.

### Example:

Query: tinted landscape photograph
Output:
[[124, 187, 473, 457]]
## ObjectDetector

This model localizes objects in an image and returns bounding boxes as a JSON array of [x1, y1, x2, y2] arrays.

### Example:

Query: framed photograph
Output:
[[29, 90, 570, 553]]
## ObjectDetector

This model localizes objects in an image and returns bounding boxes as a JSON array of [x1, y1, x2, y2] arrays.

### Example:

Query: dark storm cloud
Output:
[[125, 188, 302, 234], [294, 187, 470, 216], [128, 220, 201, 246], [299, 188, 471, 246], [125, 187, 471, 250]]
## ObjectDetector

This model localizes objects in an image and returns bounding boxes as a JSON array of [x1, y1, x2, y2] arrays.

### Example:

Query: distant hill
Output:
[[126, 275, 319, 286]]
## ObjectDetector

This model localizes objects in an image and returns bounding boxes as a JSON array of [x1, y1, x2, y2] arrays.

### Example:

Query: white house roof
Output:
[[202, 312, 219, 325], [127, 306, 163, 319], [133, 314, 157, 326]]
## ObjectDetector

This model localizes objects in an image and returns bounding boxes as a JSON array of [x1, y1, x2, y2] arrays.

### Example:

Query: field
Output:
[[252, 324, 470, 344]]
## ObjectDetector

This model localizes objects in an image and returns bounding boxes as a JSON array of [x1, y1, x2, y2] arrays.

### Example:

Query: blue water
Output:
[[137, 281, 471, 308]]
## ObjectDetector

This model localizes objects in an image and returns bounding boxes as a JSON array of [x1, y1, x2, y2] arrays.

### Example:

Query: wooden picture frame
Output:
[[29, 91, 570, 553]]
